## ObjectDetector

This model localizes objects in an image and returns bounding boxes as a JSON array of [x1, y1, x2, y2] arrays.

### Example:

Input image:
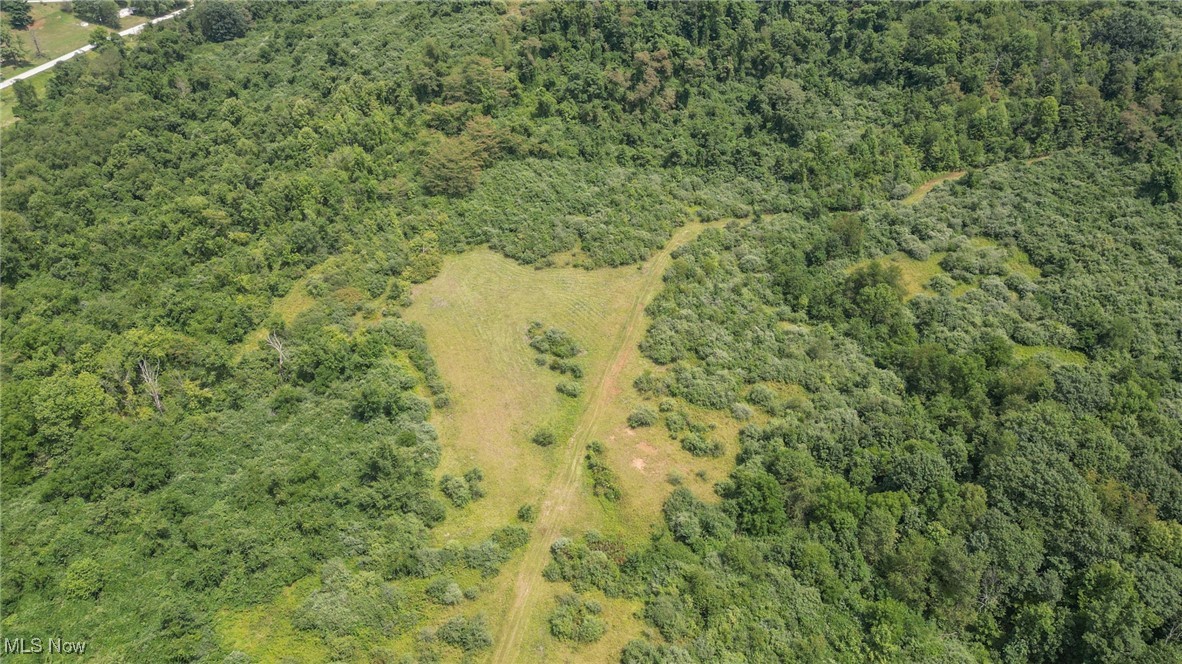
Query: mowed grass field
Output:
[[406, 221, 737, 663]]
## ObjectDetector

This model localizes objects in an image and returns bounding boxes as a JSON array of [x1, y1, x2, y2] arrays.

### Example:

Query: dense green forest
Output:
[[1, 1, 1180, 662]]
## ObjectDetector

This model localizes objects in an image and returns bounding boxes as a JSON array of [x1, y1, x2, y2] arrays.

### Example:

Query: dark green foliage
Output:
[[0, 23, 25, 65], [529, 326, 582, 359], [421, 135, 483, 197], [544, 533, 624, 596], [2, 0, 32, 30], [425, 577, 463, 606], [492, 525, 529, 552], [623, 151, 1182, 662], [530, 324, 586, 397], [293, 560, 413, 637], [549, 358, 584, 379], [192, 0, 250, 43], [517, 504, 537, 523], [532, 429, 557, 447], [129, 0, 188, 18], [679, 433, 722, 458], [440, 468, 484, 508], [61, 558, 103, 600], [72, 0, 120, 28]]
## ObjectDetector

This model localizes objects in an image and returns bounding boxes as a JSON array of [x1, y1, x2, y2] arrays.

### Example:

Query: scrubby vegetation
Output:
[[1, 0, 1179, 661], [603, 151, 1182, 662], [528, 323, 588, 399], [549, 593, 606, 644]]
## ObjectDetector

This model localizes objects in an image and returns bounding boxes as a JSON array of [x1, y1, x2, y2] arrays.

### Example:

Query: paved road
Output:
[[0, 6, 189, 90]]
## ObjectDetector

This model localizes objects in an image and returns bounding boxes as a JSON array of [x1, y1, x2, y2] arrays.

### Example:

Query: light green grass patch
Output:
[[235, 275, 318, 360], [1013, 344, 1086, 365], [214, 576, 332, 664], [849, 251, 949, 300]]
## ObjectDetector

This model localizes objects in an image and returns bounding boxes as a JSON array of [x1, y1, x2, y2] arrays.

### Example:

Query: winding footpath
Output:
[[489, 222, 715, 664], [0, 6, 189, 90]]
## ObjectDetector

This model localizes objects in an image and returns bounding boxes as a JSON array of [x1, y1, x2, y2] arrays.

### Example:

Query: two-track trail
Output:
[[489, 221, 715, 664]]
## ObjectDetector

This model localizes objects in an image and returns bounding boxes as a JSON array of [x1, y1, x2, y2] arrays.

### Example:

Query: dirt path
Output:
[[489, 222, 713, 664], [902, 170, 967, 206]]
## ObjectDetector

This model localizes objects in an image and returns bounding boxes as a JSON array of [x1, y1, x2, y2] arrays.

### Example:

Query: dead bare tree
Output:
[[266, 332, 289, 375], [30, 29, 43, 59], [138, 359, 164, 413]]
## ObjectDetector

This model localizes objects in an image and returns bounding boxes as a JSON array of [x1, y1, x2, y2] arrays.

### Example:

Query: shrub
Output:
[[463, 468, 485, 500], [927, 274, 955, 295], [436, 615, 492, 652], [549, 593, 606, 643], [421, 136, 483, 197], [627, 407, 657, 428], [730, 403, 753, 421], [463, 539, 510, 577], [439, 475, 471, 507], [425, 578, 463, 606], [681, 434, 723, 457], [532, 429, 557, 447], [549, 359, 584, 378], [586, 442, 621, 501], [664, 411, 689, 436], [517, 504, 537, 523], [556, 381, 582, 398], [492, 525, 529, 551], [545, 535, 624, 595], [529, 327, 582, 358], [745, 384, 776, 411]]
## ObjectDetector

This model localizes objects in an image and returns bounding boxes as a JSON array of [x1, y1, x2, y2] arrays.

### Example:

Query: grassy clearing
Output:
[[235, 275, 318, 360], [1014, 344, 1087, 365], [2, 4, 93, 79], [1005, 246, 1042, 280], [851, 237, 1041, 302], [214, 577, 331, 663], [405, 245, 660, 663], [405, 247, 647, 545], [849, 251, 949, 300], [407, 222, 734, 662]]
